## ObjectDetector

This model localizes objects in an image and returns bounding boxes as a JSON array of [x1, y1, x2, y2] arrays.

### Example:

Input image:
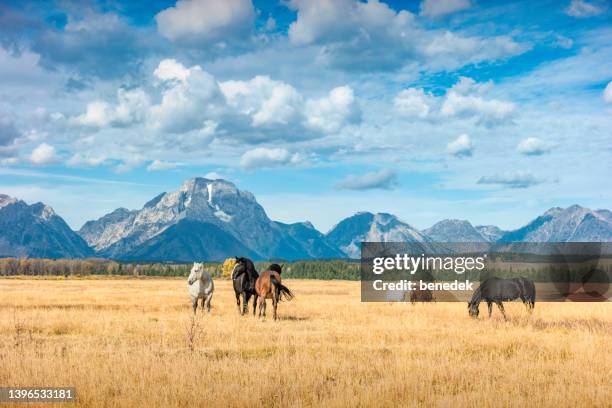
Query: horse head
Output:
[[232, 257, 258, 280], [188, 262, 203, 285], [269, 263, 283, 274], [467, 301, 480, 318]]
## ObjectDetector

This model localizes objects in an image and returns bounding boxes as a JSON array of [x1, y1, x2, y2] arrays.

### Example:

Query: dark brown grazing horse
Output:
[[255, 263, 294, 321]]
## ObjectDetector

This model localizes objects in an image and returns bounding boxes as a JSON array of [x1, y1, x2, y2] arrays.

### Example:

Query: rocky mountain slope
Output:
[[422, 219, 489, 243], [326, 212, 431, 258], [0, 194, 93, 259], [78, 177, 340, 261], [498, 205, 612, 242]]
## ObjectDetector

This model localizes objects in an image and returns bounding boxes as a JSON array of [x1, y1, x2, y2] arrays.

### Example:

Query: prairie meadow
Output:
[[0, 277, 611, 407]]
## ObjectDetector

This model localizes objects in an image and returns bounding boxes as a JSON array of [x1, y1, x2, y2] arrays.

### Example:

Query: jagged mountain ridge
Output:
[[2, 181, 612, 261], [78, 177, 340, 261], [0, 194, 93, 259], [325, 212, 431, 258]]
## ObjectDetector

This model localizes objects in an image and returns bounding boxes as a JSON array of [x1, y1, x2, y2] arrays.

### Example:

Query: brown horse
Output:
[[255, 263, 294, 321]]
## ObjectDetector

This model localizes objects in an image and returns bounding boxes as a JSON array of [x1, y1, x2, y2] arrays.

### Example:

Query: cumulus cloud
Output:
[[477, 171, 543, 188], [394, 88, 434, 118], [420, 0, 472, 18], [147, 160, 177, 171], [440, 77, 515, 125], [394, 77, 515, 126], [304, 86, 361, 133], [240, 147, 302, 169], [71, 59, 361, 145], [32, 11, 151, 79], [335, 169, 399, 190], [603, 81, 612, 103], [149, 60, 223, 134], [517, 137, 553, 156], [286, 0, 527, 71], [29, 143, 57, 165], [220, 76, 303, 127], [156, 0, 255, 44], [447, 134, 473, 157], [73, 89, 150, 128], [565, 0, 607, 17]]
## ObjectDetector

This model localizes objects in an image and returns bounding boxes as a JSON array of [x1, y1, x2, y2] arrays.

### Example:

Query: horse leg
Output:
[[235, 291, 241, 315], [272, 293, 278, 321], [262, 298, 267, 319], [242, 292, 249, 316], [191, 297, 198, 314], [487, 301, 492, 318], [496, 301, 507, 321], [252, 294, 258, 316], [205, 293, 212, 314]]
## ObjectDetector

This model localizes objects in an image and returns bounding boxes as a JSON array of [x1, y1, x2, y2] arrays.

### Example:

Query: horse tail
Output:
[[270, 275, 294, 302]]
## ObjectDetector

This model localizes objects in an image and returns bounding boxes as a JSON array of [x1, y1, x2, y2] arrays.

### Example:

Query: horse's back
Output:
[[256, 270, 281, 297], [189, 272, 213, 299], [481, 277, 522, 301]]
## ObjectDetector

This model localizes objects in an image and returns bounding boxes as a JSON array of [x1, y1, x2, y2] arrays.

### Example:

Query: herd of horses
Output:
[[188, 257, 536, 321], [188, 257, 293, 321]]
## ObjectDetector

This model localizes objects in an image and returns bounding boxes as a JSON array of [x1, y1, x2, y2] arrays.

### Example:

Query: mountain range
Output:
[[1, 178, 611, 261]]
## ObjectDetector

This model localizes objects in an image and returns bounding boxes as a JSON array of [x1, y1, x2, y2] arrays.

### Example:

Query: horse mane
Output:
[[268, 263, 283, 274], [469, 283, 482, 305], [239, 257, 259, 279]]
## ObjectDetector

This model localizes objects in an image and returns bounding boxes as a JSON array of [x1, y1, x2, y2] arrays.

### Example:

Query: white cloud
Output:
[[304, 86, 361, 133], [603, 81, 612, 103], [147, 160, 177, 171], [447, 134, 473, 157], [565, 0, 607, 17], [335, 169, 398, 190], [478, 171, 543, 189], [153, 58, 191, 82], [286, 0, 526, 71], [204, 171, 224, 180], [394, 88, 434, 118], [66, 154, 107, 167], [420, 0, 472, 18], [71, 59, 363, 151], [73, 89, 150, 128], [517, 137, 553, 156], [156, 0, 255, 43], [393, 77, 515, 126], [441, 77, 515, 125], [149, 60, 223, 133], [240, 147, 302, 169], [29, 143, 57, 165], [220, 76, 303, 127]]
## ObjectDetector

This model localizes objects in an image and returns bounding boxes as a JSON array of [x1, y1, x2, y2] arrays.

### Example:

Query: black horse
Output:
[[468, 277, 535, 320], [232, 257, 259, 316]]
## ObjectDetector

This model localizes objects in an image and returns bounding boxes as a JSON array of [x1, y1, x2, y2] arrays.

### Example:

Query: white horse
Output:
[[187, 262, 214, 314]]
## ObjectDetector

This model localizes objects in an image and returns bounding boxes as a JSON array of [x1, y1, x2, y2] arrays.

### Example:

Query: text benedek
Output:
[[372, 279, 474, 291]]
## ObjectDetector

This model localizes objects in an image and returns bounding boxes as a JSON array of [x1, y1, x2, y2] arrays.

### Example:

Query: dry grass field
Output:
[[1, 277, 611, 407]]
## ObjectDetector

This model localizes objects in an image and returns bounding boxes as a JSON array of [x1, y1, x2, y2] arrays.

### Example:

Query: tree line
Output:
[[0, 258, 361, 280]]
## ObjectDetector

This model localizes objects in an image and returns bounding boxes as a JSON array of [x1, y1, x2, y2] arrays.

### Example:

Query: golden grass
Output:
[[0, 278, 611, 407]]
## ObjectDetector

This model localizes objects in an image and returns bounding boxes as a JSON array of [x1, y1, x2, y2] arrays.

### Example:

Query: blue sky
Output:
[[0, 0, 610, 232]]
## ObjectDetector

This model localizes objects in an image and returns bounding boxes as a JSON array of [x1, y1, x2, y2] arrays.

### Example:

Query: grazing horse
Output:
[[255, 263, 294, 321], [409, 288, 434, 303], [187, 262, 214, 314], [232, 257, 259, 316], [468, 277, 535, 320]]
